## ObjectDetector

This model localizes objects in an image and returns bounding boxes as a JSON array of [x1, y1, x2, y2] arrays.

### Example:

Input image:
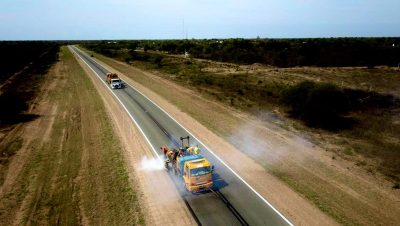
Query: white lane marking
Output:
[[72, 46, 294, 226], [69, 46, 162, 161]]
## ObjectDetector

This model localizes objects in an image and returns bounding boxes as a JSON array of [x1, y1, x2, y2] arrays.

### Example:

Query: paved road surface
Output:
[[70, 46, 293, 226]]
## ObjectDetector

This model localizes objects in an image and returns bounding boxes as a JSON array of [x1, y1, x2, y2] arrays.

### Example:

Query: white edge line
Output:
[[72, 46, 294, 226]]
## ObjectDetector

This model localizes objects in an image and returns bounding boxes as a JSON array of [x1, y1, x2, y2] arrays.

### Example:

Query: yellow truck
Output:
[[163, 136, 214, 192]]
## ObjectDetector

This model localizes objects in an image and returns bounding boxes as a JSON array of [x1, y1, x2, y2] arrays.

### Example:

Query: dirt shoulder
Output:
[[0, 47, 144, 225], [88, 50, 400, 226], [72, 47, 197, 226]]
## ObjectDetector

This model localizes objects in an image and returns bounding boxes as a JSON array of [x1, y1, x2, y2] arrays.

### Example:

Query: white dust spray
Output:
[[228, 111, 313, 166], [138, 156, 165, 171]]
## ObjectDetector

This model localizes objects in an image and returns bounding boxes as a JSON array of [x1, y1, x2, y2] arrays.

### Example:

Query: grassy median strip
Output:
[[0, 46, 144, 225]]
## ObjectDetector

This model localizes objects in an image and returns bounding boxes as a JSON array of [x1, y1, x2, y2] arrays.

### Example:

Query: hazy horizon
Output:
[[1, 0, 400, 40]]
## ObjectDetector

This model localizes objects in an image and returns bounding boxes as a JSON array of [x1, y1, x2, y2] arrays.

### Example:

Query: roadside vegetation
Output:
[[0, 41, 59, 179], [82, 37, 400, 67], [0, 46, 144, 225], [82, 39, 400, 185], [0, 41, 59, 127], [0, 41, 59, 83]]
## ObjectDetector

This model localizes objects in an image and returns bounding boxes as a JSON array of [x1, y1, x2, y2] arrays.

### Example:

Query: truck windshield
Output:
[[190, 166, 211, 177], [112, 80, 120, 83]]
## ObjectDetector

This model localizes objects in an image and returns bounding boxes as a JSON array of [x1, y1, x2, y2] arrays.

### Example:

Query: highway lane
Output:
[[70, 46, 293, 226]]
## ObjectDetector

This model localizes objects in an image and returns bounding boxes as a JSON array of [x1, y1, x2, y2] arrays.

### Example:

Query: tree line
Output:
[[82, 37, 400, 68], [0, 41, 60, 82], [0, 41, 60, 125]]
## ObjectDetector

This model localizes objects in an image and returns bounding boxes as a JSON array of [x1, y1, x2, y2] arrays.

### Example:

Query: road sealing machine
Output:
[[162, 136, 214, 192]]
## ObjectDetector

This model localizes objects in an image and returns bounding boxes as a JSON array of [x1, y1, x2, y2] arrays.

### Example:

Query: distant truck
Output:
[[162, 136, 214, 192], [106, 73, 123, 89]]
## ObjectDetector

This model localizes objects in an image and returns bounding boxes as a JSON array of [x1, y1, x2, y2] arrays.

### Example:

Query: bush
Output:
[[281, 81, 315, 115], [150, 55, 163, 67], [282, 81, 351, 129], [305, 83, 350, 120]]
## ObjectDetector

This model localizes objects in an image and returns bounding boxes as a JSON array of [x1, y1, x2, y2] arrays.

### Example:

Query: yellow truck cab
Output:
[[177, 154, 213, 192], [164, 136, 214, 192]]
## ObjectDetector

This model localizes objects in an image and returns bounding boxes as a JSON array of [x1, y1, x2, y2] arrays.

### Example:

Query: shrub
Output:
[[281, 81, 315, 115], [305, 83, 350, 121], [282, 81, 351, 129], [150, 55, 163, 67]]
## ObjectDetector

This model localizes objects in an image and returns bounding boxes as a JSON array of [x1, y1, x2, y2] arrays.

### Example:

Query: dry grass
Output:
[[0, 46, 144, 225]]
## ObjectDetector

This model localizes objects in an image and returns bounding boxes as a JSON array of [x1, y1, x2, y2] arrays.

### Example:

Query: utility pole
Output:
[[182, 18, 185, 40]]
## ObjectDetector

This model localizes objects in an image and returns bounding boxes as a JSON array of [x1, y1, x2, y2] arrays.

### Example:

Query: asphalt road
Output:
[[70, 46, 293, 226]]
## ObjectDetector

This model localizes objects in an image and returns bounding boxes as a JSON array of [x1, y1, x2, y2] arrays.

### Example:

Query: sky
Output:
[[1, 0, 399, 40]]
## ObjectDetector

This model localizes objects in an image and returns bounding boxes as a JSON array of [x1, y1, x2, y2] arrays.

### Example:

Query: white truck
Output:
[[106, 73, 123, 89], [110, 78, 122, 89]]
